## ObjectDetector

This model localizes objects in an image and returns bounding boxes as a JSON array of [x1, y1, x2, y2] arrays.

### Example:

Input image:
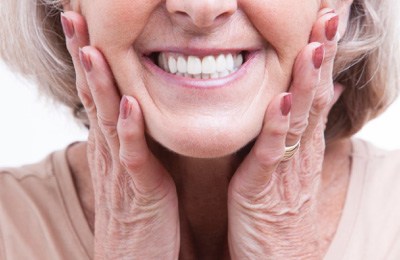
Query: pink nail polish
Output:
[[120, 96, 132, 120], [79, 48, 92, 72], [281, 93, 292, 116], [326, 15, 339, 41], [313, 44, 325, 69], [60, 13, 75, 39]]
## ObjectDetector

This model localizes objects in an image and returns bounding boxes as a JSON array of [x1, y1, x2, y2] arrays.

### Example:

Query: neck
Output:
[[149, 139, 247, 259]]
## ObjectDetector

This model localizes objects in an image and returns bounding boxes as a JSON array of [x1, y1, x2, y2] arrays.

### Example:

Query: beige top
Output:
[[1, 139, 400, 260]]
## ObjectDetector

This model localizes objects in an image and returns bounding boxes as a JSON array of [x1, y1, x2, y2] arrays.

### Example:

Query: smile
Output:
[[142, 49, 259, 89], [154, 52, 245, 79]]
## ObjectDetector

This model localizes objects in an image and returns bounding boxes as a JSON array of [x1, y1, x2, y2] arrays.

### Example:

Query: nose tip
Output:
[[167, 0, 237, 28]]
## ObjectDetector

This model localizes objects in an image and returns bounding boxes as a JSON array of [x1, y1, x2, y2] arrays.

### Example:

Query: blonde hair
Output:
[[0, 0, 399, 139]]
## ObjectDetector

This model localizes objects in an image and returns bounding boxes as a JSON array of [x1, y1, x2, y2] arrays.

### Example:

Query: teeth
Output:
[[177, 56, 187, 73], [158, 52, 244, 79], [216, 54, 227, 72], [202, 74, 210, 79], [187, 56, 202, 75], [168, 56, 177, 74], [226, 54, 234, 71], [158, 54, 169, 72], [219, 70, 229, 78], [211, 72, 219, 79], [202, 56, 217, 74], [234, 54, 243, 68]]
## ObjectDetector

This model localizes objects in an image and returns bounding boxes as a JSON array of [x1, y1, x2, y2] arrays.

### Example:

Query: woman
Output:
[[0, 0, 399, 259]]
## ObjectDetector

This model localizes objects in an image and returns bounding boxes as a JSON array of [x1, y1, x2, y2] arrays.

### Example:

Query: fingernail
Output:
[[326, 15, 339, 41], [60, 13, 74, 39], [313, 44, 325, 69], [280, 93, 292, 116], [79, 48, 92, 72], [120, 95, 132, 120]]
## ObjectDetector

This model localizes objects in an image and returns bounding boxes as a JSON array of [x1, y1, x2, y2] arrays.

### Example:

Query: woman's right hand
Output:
[[61, 11, 180, 259]]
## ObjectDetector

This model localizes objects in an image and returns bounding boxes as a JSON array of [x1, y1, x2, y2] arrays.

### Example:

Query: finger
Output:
[[305, 11, 340, 137], [297, 84, 343, 192], [309, 11, 339, 116], [286, 43, 323, 145], [230, 93, 291, 198], [117, 96, 174, 198], [79, 47, 121, 155], [322, 83, 345, 121], [60, 12, 95, 121]]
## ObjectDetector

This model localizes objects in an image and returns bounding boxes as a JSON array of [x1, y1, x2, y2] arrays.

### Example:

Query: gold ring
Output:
[[282, 140, 301, 161]]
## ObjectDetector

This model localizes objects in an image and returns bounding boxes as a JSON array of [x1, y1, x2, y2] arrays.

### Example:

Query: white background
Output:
[[1, 61, 400, 167]]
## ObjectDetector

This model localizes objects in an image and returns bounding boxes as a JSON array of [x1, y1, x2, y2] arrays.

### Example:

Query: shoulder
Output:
[[0, 151, 60, 227], [0, 151, 61, 255], [343, 139, 400, 258], [352, 137, 400, 161], [0, 152, 58, 209], [325, 139, 400, 259], [351, 138, 400, 186], [351, 138, 400, 205], [0, 148, 92, 259], [0, 153, 55, 183]]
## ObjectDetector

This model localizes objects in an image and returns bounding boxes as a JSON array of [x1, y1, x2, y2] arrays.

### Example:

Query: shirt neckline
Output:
[[52, 146, 94, 259]]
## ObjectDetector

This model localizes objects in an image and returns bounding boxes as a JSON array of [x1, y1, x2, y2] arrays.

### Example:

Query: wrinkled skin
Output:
[[61, 0, 351, 259]]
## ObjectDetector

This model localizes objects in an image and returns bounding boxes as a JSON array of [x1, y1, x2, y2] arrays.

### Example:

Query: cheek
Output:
[[241, 0, 319, 65], [83, 0, 161, 51]]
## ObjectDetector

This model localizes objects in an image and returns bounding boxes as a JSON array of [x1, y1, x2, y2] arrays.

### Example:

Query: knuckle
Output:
[[268, 126, 287, 138], [289, 118, 309, 137], [324, 44, 338, 61], [118, 121, 139, 141], [253, 146, 283, 169], [90, 78, 108, 96], [77, 88, 93, 108], [119, 150, 149, 172], [98, 115, 118, 138], [313, 89, 333, 113]]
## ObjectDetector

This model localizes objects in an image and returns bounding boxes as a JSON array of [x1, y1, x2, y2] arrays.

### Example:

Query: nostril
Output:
[[215, 12, 232, 23], [176, 11, 189, 17], [167, 1, 237, 29]]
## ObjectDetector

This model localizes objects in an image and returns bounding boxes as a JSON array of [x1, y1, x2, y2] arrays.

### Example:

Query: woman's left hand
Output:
[[228, 9, 343, 259]]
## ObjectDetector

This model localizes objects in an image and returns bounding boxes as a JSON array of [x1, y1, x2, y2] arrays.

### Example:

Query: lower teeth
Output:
[[174, 70, 237, 79]]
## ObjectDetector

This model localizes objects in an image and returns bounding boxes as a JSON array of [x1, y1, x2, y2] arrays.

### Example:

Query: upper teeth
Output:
[[157, 52, 244, 79]]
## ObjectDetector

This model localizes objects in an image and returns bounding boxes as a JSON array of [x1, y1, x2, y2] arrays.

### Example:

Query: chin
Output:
[[147, 121, 261, 158]]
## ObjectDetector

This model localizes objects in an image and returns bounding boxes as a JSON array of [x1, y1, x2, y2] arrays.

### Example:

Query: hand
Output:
[[227, 9, 343, 259], [61, 12, 180, 259]]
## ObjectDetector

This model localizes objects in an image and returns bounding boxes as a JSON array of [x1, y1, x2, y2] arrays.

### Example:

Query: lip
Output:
[[141, 49, 261, 89]]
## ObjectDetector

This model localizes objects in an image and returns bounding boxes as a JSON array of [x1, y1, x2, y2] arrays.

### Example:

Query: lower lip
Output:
[[142, 51, 260, 89]]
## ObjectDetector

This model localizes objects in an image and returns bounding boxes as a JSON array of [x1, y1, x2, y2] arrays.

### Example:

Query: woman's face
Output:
[[77, 0, 322, 158]]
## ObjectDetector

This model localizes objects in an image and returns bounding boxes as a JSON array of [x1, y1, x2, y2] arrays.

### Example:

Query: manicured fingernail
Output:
[[60, 13, 74, 39], [326, 15, 339, 41], [313, 44, 325, 69], [120, 95, 132, 120], [280, 93, 292, 116], [79, 48, 92, 72]]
